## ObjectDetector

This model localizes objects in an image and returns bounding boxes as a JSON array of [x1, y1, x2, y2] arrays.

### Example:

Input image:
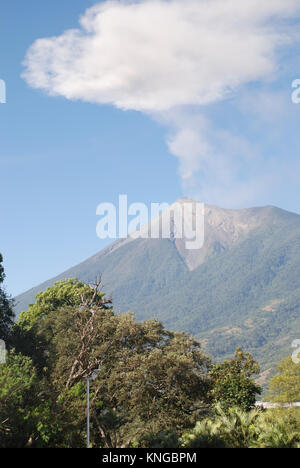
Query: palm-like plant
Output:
[[254, 416, 300, 448], [209, 405, 261, 448], [181, 405, 261, 448], [180, 405, 300, 448], [181, 418, 226, 448]]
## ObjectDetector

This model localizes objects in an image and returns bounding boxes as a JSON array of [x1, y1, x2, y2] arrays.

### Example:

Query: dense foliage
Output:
[[268, 357, 300, 403], [1, 276, 298, 448], [209, 348, 261, 411], [5, 279, 212, 447], [181, 406, 300, 449], [0, 253, 14, 343], [0, 351, 38, 447]]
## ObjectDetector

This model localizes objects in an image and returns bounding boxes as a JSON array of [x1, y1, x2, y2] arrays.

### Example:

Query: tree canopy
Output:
[[36, 297, 211, 447], [209, 348, 261, 411], [268, 357, 300, 403], [9, 279, 211, 447], [17, 278, 110, 331], [0, 253, 14, 343], [1, 277, 296, 448]]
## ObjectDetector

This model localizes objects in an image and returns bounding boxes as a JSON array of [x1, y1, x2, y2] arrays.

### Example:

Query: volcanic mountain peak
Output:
[[167, 201, 280, 271], [14, 202, 300, 385], [95, 199, 273, 271]]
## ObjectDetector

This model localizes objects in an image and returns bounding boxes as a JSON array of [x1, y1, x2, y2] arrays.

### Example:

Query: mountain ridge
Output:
[[14, 201, 300, 382]]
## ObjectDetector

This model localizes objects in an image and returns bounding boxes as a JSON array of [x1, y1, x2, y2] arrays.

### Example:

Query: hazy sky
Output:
[[1, 0, 300, 296]]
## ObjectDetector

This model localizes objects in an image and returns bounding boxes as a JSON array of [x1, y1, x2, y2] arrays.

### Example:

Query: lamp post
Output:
[[87, 368, 100, 449]]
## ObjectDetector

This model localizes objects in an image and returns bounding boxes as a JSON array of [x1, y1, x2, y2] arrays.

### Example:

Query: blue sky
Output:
[[1, 0, 300, 297]]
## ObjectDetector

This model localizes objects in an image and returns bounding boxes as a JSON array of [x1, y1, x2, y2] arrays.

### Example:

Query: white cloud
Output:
[[22, 0, 300, 205], [22, 0, 300, 111]]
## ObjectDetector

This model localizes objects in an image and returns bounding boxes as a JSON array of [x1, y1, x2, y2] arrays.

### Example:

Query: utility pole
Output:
[[86, 369, 100, 448]]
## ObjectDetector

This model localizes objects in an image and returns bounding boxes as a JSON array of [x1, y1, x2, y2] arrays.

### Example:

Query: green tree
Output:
[[13, 278, 111, 369], [268, 357, 300, 403], [0, 349, 67, 448], [209, 348, 261, 411], [0, 350, 37, 447], [0, 254, 14, 342], [17, 277, 110, 332], [28, 281, 211, 447]]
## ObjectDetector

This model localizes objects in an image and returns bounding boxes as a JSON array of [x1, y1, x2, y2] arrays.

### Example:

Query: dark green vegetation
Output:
[[0, 254, 14, 342], [2, 279, 212, 447], [1, 278, 299, 448], [209, 348, 261, 411], [15, 204, 300, 382]]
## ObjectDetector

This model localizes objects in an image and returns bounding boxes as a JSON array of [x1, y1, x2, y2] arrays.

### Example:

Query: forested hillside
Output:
[[15, 203, 300, 379]]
